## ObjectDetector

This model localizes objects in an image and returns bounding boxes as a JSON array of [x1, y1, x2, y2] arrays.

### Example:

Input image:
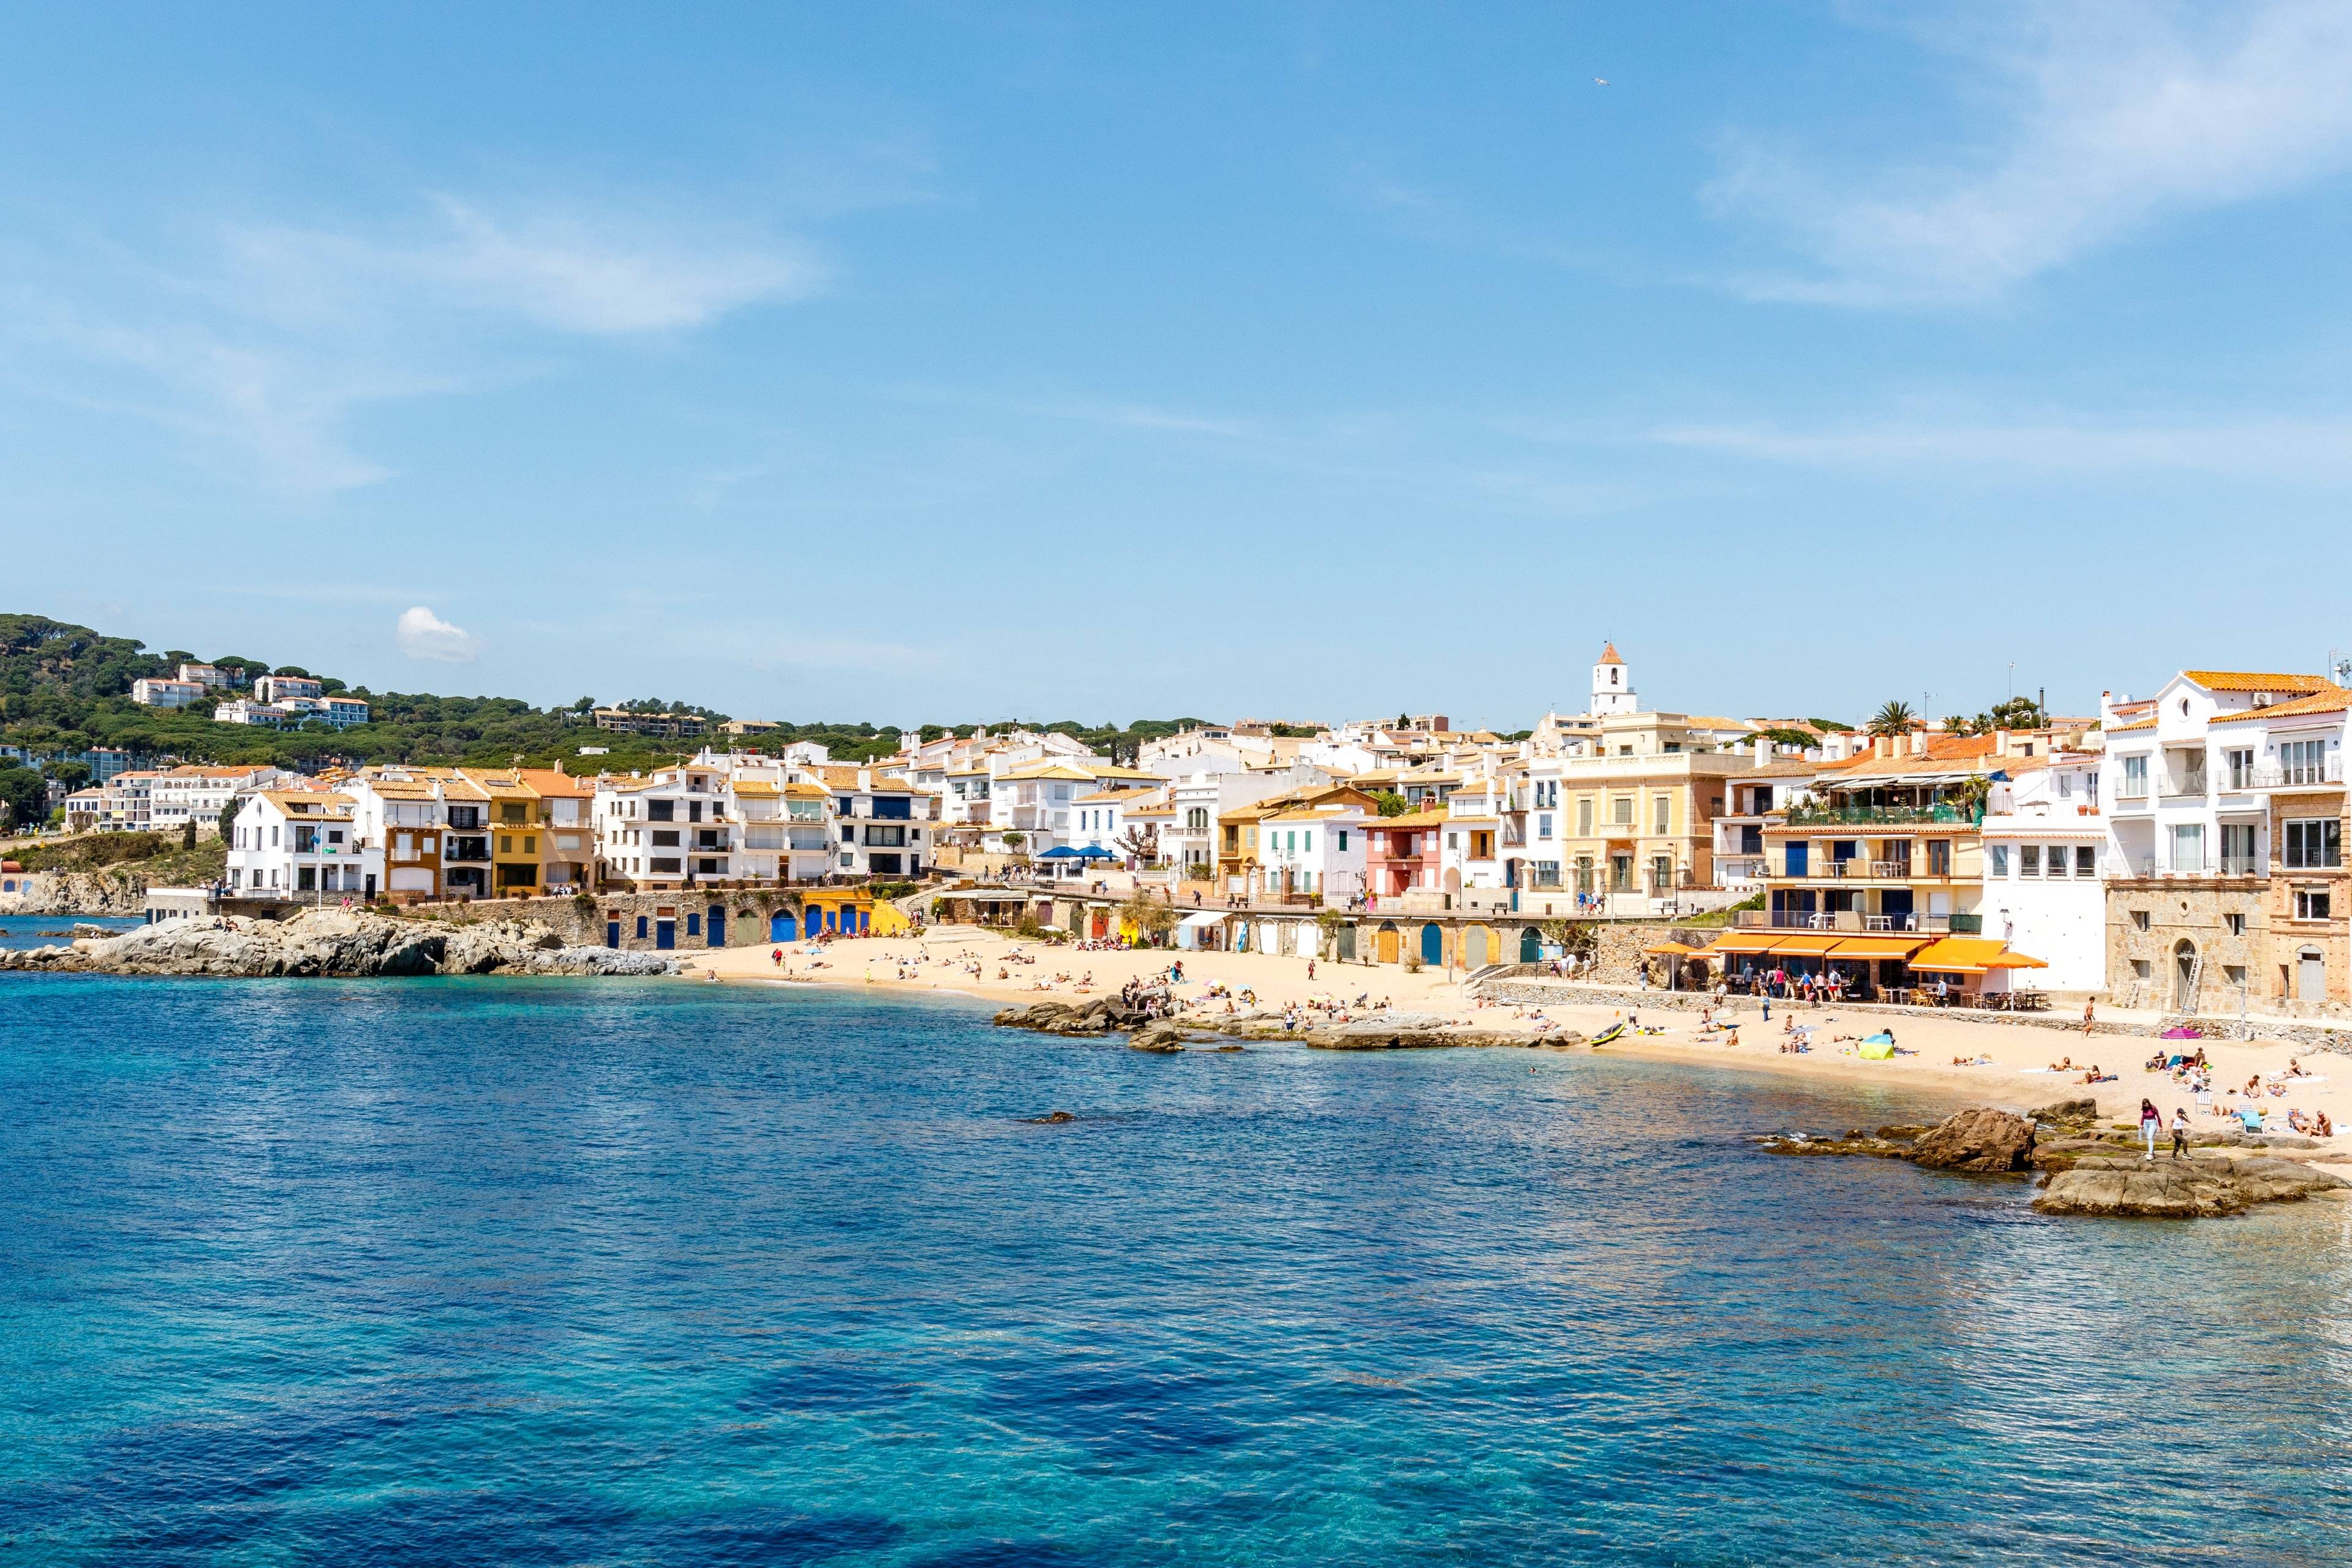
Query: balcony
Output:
[[1732, 910, 1967, 934], [1781, 802, 1983, 827], [2255, 756, 2346, 789], [2113, 855, 2263, 880]]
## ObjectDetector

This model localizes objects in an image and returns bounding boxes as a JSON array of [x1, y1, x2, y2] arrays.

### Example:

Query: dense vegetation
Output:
[[0, 614, 1210, 777], [3, 829, 227, 882]]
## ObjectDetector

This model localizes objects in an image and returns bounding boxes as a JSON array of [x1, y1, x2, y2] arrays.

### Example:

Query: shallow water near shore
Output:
[[4, 973, 2351, 1564]]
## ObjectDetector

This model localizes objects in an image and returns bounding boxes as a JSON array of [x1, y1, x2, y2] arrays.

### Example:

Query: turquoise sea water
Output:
[[5, 969, 2352, 1564]]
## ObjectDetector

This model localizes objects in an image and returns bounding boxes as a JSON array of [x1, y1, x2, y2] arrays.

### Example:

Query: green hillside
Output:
[[0, 614, 1207, 775]]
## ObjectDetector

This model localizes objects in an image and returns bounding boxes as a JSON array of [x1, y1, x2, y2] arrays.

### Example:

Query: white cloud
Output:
[[396, 606, 480, 662], [224, 197, 822, 335], [1653, 414, 2352, 478], [1708, 0, 2352, 305]]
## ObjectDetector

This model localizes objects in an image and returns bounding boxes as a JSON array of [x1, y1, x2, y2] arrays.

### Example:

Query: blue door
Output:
[[769, 911, 797, 942], [854, 908, 869, 934], [708, 907, 726, 946], [606, 921, 620, 948], [655, 920, 676, 950], [1420, 924, 1444, 965]]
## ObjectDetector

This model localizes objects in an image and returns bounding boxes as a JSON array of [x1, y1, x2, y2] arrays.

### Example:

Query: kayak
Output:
[[1589, 1022, 1626, 1047]]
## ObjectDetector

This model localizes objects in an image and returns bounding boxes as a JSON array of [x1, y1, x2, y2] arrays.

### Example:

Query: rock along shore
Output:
[[992, 999, 1582, 1052], [0, 908, 676, 979], [1762, 1099, 2349, 1220]]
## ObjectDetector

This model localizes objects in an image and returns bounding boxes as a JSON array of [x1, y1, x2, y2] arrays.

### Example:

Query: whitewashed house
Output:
[[1256, 801, 1366, 903], [1980, 744, 2106, 992], [225, 791, 382, 900]]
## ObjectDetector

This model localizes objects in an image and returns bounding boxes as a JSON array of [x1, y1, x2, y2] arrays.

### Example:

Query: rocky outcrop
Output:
[[1765, 1103, 2348, 1219], [1909, 1108, 2037, 1172], [992, 999, 1164, 1036], [2034, 1155, 2349, 1218], [990, 1000, 1581, 1052], [0, 908, 676, 978], [0, 869, 152, 917]]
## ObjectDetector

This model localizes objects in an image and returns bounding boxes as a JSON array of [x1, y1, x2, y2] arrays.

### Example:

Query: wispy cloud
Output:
[[6, 194, 825, 492], [221, 197, 821, 335], [396, 605, 480, 662], [1708, 0, 2352, 305], [893, 385, 1267, 440], [1654, 413, 2352, 478]]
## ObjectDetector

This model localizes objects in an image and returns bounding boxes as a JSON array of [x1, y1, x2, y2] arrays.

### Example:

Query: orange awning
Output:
[[1706, 932, 1787, 956], [1643, 940, 1700, 956], [1766, 934, 1847, 956], [1983, 950, 2049, 970], [1826, 935, 1937, 959], [1907, 937, 2014, 974]]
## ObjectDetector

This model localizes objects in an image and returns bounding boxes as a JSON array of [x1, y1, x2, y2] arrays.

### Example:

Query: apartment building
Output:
[[252, 674, 323, 704], [592, 707, 707, 739], [594, 761, 733, 886], [724, 779, 835, 882], [154, 764, 282, 837], [225, 791, 381, 899], [812, 767, 937, 878], [347, 769, 455, 899], [1758, 731, 2002, 935], [1217, 783, 1376, 888], [2101, 671, 2348, 1015], [1711, 756, 1819, 888], [1515, 712, 1752, 906], [129, 677, 207, 708]]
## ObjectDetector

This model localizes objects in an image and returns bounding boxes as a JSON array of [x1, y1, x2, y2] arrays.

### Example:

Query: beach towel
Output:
[[1856, 1035, 1896, 1060]]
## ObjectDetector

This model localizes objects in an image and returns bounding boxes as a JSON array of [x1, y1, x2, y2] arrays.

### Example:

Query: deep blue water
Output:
[[4, 972, 2351, 1565]]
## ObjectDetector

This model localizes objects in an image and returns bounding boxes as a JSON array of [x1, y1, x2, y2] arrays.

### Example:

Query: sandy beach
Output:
[[687, 924, 2352, 1159]]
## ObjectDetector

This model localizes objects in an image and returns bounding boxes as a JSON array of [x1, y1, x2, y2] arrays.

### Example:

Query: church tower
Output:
[[1590, 642, 1638, 716]]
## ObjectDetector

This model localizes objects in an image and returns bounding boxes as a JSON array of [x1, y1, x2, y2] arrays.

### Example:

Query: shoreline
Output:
[[685, 924, 2352, 1164]]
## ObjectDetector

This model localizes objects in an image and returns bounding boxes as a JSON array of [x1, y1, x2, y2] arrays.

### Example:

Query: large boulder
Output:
[[1909, 1107, 2037, 1172], [0, 908, 640, 979]]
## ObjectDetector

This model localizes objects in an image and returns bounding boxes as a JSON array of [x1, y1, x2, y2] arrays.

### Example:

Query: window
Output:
[[2280, 739, 2329, 786], [652, 830, 680, 848], [647, 800, 674, 822], [686, 912, 701, 935], [1989, 845, 2010, 877], [1785, 842, 1809, 876], [1654, 795, 1670, 834], [1577, 799, 1593, 835], [2121, 755, 2149, 797], [2293, 889, 2332, 921], [2131, 910, 2149, 931], [636, 916, 649, 938], [2019, 845, 2040, 877], [1537, 813, 1553, 839], [2222, 823, 2258, 876], [2225, 748, 2255, 790], [2132, 958, 2152, 979], [1926, 840, 1951, 876], [1447, 832, 1459, 850], [2225, 912, 2246, 936], [1337, 831, 1349, 852], [2169, 823, 2205, 873], [2075, 845, 2097, 878], [688, 801, 704, 823], [2043, 845, 2066, 878], [1613, 796, 1633, 825], [2285, 819, 2342, 869]]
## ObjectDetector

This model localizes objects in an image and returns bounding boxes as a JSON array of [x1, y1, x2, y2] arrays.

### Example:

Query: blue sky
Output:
[[9, 1, 2352, 731]]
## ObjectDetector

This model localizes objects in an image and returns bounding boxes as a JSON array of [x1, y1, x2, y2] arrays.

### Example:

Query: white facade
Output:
[[225, 792, 383, 899], [130, 677, 206, 708], [154, 766, 282, 836], [594, 763, 733, 886], [1589, 643, 1638, 717], [1980, 752, 2106, 990], [1256, 805, 1366, 901], [2101, 674, 2346, 882], [253, 674, 325, 704]]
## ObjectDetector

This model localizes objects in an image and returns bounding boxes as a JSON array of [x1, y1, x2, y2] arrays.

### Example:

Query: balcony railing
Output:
[[2255, 756, 2346, 788], [2116, 855, 2262, 879], [1732, 910, 1962, 933], [1781, 802, 1983, 827]]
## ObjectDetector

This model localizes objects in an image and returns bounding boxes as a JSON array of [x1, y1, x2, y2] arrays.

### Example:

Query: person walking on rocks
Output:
[[2139, 1098, 2162, 1161], [2169, 1106, 2190, 1159]]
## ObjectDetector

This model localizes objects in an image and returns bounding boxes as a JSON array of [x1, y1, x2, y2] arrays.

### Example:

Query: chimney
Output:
[[1874, 734, 1893, 760], [1994, 729, 2010, 757], [1910, 729, 1928, 758]]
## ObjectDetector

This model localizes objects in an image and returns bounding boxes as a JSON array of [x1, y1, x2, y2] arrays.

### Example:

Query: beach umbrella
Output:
[[1038, 846, 1082, 859]]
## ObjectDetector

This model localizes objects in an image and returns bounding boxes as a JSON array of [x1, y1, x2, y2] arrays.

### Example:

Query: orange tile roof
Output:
[[1819, 734, 1999, 778], [2209, 688, 2351, 724], [2181, 670, 2334, 694]]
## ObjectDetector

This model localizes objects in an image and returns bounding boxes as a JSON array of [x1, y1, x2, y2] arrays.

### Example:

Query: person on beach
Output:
[[2082, 998, 2095, 1036]]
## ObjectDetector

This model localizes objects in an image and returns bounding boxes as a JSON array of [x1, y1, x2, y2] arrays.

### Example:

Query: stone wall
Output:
[[2106, 881, 2271, 1014], [411, 889, 813, 954]]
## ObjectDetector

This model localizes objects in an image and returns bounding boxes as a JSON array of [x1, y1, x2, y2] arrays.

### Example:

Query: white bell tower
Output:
[[1591, 642, 1637, 716]]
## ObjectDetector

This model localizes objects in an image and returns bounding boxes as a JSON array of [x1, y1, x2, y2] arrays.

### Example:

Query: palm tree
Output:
[[1940, 714, 1974, 737], [1868, 700, 1917, 737]]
